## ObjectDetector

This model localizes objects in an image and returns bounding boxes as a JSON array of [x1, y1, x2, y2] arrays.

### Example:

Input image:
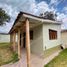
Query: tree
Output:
[[0, 8, 10, 25], [40, 11, 57, 21]]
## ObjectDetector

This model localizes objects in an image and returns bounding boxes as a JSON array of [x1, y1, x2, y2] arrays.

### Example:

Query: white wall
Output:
[[30, 25, 43, 55], [61, 32, 67, 48], [43, 23, 61, 50], [0, 34, 10, 43]]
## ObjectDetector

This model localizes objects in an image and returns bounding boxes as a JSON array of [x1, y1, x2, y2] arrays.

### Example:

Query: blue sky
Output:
[[0, 0, 67, 33]]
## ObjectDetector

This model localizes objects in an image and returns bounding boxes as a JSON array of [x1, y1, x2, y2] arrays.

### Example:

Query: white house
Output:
[[9, 12, 62, 59]]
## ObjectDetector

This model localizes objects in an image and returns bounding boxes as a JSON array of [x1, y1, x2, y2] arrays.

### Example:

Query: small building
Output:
[[61, 30, 67, 48], [0, 33, 10, 43], [9, 12, 61, 67]]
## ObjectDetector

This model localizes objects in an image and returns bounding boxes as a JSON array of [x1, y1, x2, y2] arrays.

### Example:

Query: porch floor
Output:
[[1, 49, 61, 67]]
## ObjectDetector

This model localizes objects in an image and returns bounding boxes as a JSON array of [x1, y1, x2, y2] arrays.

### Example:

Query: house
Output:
[[61, 30, 67, 48], [0, 33, 10, 43], [9, 12, 61, 67]]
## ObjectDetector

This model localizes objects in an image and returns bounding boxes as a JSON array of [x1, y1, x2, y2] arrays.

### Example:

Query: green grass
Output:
[[0, 43, 19, 66], [45, 49, 67, 67]]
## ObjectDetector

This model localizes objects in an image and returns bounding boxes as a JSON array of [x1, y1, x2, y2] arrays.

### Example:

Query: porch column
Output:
[[10, 33, 12, 44], [13, 32, 16, 51], [17, 29, 21, 59], [10, 33, 13, 49], [21, 32, 23, 48], [26, 19, 31, 67]]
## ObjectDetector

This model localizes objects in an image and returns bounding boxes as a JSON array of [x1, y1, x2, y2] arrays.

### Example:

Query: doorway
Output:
[[23, 32, 26, 48]]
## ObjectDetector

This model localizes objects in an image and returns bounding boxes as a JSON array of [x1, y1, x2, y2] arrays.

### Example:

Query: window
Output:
[[49, 29, 57, 40], [30, 31, 33, 40]]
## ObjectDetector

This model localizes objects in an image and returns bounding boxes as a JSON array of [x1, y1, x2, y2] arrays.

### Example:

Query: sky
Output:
[[0, 0, 67, 33]]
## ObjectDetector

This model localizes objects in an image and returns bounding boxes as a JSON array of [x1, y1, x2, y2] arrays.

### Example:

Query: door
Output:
[[23, 32, 26, 48]]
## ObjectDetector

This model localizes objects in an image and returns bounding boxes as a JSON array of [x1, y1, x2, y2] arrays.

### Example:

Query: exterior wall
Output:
[[0, 34, 10, 43], [61, 32, 67, 48], [43, 23, 61, 50], [20, 23, 61, 57], [30, 25, 43, 56]]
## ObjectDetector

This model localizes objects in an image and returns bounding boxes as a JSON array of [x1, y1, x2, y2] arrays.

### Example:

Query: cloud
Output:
[[0, 0, 36, 33], [0, 3, 18, 18], [0, 3, 18, 33], [29, 1, 57, 15], [49, 0, 64, 7], [0, 0, 67, 33], [57, 13, 67, 20], [57, 12, 67, 29], [50, 0, 58, 5], [0, 0, 36, 13], [33, 0, 67, 30], [63, 6, 67, 14], [63, 7, 67, 11], [36, 1, 49, 13]]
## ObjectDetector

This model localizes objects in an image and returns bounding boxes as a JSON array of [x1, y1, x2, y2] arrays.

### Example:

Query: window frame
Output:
[[49, 29, 57, 40]]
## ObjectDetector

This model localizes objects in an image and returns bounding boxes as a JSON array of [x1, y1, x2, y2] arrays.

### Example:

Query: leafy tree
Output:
[[0, 8, 10, 25], [40, 11, 57, 21]]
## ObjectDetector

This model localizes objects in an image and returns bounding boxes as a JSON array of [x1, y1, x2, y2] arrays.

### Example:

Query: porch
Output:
[[9, 12, 43, 67], [18, 49, 44, 67]]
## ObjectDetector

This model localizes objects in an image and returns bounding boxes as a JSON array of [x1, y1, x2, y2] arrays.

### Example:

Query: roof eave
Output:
[[9, 11, 61, 34]]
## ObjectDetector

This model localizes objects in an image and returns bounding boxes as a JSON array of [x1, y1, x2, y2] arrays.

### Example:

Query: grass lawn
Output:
[[0, 43, 19, 66], [45, 49, 67, 67]]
